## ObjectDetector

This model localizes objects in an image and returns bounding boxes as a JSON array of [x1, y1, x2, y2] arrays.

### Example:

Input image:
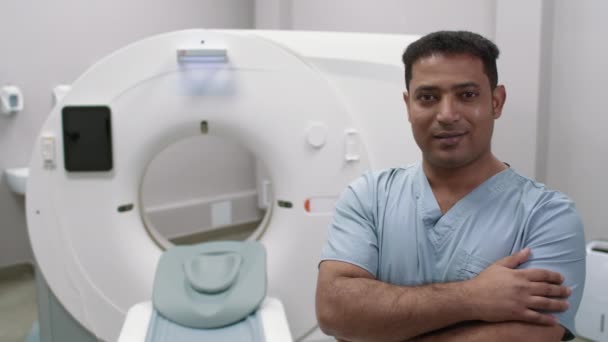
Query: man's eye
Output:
[[460, 91, 478, 100], [417, 94, 437, 102]]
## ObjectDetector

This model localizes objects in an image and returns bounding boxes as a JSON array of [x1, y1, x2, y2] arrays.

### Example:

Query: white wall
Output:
[[545, 0, 608, 241], [493, 0, 547, 179], [291, 0, 496, 38], [0, 0, 253, 268], [257, 0, 495, 36]]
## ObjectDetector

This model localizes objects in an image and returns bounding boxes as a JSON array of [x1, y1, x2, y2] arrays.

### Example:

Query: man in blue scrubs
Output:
[[316, 31, 586, 341]]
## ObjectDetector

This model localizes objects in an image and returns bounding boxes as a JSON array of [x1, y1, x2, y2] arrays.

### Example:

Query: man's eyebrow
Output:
[[413, 85, 439, 94], [413, 82, 480, 94], [451, 82, 480, 90]]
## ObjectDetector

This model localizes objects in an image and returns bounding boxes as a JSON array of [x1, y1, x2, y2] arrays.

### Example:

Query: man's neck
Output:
[[423, 153, 508, 213]]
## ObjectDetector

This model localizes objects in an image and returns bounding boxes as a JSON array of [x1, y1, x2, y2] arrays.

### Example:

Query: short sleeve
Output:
[[521, 194, 586, 340], [320, 172, 380, 277]]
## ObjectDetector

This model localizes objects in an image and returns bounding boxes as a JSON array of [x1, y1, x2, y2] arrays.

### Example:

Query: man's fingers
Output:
[[494, 248, 530, 268], [529, 282, 571, 298], [521, 309, 559, 326], [527, 296, 570, 313], [520, 268, 565, 284]]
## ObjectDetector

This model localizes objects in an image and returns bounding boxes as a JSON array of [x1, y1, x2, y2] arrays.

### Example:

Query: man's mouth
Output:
[[433, 131, 467, 146]]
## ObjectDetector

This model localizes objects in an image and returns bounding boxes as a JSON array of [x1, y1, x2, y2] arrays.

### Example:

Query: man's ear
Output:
[[403, 91, 412, 122], [492, 85, 506, 119]]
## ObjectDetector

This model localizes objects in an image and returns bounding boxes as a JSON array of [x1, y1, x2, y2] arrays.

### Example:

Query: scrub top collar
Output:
[[414, 162, 516, 249]]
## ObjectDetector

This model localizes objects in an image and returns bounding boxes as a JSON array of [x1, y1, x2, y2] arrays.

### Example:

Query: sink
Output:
[[4, 167, 29, 195]]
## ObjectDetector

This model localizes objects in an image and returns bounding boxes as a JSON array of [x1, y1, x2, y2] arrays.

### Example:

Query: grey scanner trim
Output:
[[152, 241, 267, 329]]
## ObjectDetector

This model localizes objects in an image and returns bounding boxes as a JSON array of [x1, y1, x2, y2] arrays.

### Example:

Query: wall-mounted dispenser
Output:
[[1, 85, 24, 115]]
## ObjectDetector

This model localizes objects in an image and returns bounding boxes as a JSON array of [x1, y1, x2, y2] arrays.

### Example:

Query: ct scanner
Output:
[[25, 29, 421, 341]]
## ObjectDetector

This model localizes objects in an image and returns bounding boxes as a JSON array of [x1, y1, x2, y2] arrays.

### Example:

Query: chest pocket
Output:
[[447, 248, 493, 282]]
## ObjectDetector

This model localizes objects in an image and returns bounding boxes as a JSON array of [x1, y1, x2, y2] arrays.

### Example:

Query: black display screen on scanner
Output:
[[62, 106, 113, 172]]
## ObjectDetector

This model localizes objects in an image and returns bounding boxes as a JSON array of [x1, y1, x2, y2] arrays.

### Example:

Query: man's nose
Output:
[[436, 97, 461, 124]]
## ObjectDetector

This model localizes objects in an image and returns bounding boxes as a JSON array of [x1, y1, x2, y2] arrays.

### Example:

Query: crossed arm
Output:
[[316, 249, 569, 342]]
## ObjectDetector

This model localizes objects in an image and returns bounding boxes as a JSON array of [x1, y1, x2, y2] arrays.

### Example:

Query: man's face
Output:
[[404, 53, 506, 169]]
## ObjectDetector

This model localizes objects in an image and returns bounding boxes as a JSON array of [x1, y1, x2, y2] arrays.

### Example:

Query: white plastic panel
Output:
[[576, 241, 608, 341], [118, 298, 293, 342]]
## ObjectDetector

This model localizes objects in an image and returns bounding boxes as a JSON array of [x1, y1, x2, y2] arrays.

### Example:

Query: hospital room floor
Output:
[[0, 264, 37, 342]]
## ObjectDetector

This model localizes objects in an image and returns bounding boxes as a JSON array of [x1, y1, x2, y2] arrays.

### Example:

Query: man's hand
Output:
[[466, 248, 571, 326]]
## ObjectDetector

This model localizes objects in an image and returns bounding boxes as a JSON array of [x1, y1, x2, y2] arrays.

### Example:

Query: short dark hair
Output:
[[402, 31, 500, 90]]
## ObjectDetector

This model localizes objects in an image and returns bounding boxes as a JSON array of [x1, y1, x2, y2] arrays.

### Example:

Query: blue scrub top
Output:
[[321, 162, 586, 338]]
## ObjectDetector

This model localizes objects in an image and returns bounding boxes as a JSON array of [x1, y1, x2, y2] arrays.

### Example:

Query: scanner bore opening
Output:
[[139, 132, 272, 249]]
